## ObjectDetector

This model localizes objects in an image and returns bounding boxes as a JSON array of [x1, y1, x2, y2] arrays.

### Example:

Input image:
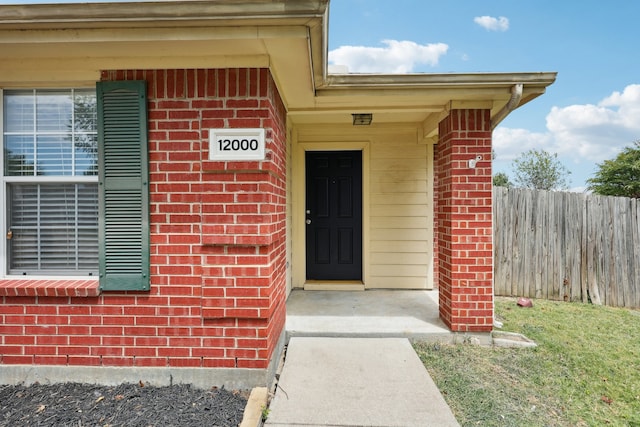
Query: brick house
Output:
[[0, 1, 555, 388]]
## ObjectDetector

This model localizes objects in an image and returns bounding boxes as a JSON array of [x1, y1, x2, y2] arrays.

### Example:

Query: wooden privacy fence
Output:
[[493, 186, 640, 308]]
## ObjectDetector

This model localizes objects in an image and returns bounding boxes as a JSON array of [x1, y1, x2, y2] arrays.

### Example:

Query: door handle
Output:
[[306, 219, 312, 225]]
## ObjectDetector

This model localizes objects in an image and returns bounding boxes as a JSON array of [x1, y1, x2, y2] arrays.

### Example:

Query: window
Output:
[[3, 89, 98, 276], [2, 81, 150, 290]]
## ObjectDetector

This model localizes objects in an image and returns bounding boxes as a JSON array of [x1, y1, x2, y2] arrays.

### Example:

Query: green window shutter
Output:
[[97, 81, 150, 291]]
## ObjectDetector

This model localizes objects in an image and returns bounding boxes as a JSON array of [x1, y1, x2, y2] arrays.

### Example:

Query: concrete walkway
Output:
[[265, 337, 460, 427]]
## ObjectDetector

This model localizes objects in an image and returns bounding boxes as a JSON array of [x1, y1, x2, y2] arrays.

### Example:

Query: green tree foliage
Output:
[[512, 149, 570, 191], [587, 140, 640, 198], [493, 172, 512, 187]]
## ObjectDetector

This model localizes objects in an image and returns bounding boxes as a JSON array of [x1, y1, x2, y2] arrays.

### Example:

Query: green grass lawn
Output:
[[414, 297, 640, 427]]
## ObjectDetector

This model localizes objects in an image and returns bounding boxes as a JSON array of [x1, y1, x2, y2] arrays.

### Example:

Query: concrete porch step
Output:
[[285, 289, 486, 343]]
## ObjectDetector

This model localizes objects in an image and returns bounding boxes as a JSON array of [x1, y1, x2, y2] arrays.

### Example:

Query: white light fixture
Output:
[[468, 155, 483, 168], [352, 113, 373, 126]]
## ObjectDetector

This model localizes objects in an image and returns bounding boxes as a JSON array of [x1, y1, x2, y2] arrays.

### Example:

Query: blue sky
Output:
[[4, 0, 639, 191]]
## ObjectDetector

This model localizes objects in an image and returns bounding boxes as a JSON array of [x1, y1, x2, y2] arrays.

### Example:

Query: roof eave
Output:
[[0, 0, 330, 29], [321, 71, 558, 90]]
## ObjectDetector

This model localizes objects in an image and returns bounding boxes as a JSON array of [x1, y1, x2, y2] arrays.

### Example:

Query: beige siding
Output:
[[370, 241, 429, 253], [369, 133, 430, 289], [370, 252, 427, 265], [371, 204, 429, 217], [291, 125, 433, 290], [285, 126, 293, 296], [371, 216, 426, 229]]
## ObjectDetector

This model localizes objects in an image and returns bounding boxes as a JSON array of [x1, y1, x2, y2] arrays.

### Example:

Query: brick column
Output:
[[436, 109, 493, 332], [198, 69, 287, 369]]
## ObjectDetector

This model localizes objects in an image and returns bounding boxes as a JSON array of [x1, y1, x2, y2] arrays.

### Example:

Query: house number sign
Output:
[[209, 128, 265, 161]]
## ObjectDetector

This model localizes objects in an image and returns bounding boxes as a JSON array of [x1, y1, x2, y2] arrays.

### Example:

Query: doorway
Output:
[[305, 151, 362, 281]]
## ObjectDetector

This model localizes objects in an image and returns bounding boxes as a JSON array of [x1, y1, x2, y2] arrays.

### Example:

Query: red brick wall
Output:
[[0, 68, 287, 370], [436, 109, 493, 332]]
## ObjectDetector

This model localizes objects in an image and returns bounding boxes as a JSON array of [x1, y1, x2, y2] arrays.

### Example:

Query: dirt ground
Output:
[[0, 382, 247, 426]]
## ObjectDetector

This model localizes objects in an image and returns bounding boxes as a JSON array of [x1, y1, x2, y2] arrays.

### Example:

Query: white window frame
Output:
[[0, 87, 99, 279]]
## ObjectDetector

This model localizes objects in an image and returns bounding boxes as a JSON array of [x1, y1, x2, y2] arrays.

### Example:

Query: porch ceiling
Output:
[[0, 0, 557, 137]]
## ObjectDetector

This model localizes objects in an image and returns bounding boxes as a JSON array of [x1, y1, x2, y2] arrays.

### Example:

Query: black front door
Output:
[[305, 151, 362, 280]]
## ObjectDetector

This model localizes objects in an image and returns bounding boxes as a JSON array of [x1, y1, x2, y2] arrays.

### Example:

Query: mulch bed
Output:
[[0, 382, 248, 426]]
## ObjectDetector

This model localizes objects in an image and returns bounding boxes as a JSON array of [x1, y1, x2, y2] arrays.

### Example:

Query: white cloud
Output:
[[545, 84, 640, 161], [474, 16, 510, 32], [599, 84, 640, 129], [328, 40, 448, 73], [493, 127, 552, 161], [496, 84, 640, 167]]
